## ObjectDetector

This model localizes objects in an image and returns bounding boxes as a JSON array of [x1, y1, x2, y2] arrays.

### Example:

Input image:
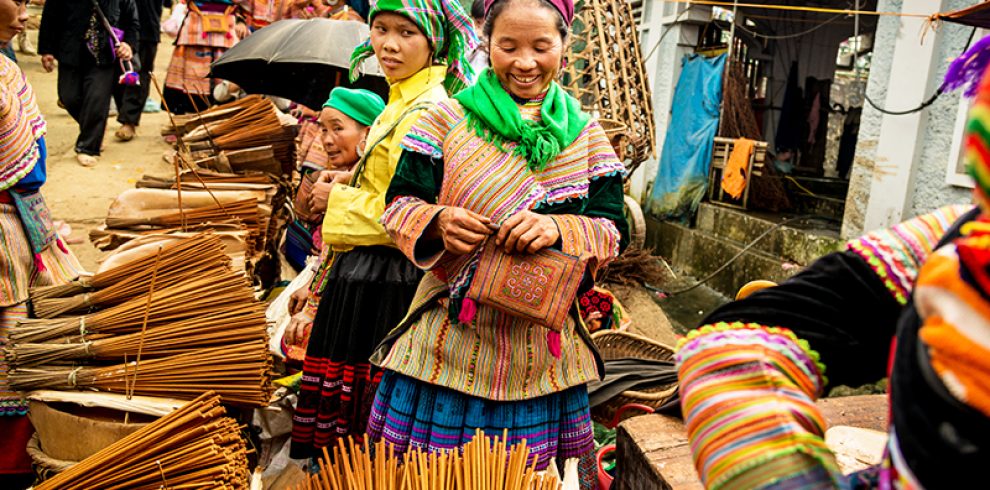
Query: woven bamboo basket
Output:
[[26, 433, 75, 482], [563, 0, 656, 177], [590, 330, 678, 424]]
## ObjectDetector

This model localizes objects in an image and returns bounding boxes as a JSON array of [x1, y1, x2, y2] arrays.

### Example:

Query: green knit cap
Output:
[[322, 87, 386, 126]]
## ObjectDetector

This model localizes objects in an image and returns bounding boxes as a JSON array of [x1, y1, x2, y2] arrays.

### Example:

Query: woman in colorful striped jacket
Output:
[[368, 0, 628, 487]]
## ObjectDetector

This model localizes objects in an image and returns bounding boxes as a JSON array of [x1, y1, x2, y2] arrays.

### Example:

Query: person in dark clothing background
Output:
[[37, 0, 138, 167], [112, 0, 170, 142]]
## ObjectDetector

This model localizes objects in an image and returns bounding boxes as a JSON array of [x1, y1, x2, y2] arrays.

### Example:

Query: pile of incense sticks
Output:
[[168, 95, 296, 175], [6, 234, 273, 407], [34, 392, 251, 490], [296, 431, 560, 490]]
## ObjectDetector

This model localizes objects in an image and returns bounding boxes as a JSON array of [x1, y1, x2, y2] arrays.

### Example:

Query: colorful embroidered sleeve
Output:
[[382, 151, 447, 268], [846, 204, 972, 305], [676, 322, 839, 490]]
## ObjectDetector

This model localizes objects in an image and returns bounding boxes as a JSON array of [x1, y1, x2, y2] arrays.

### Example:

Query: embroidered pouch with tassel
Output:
[[464, 239, 585, 339], [9, 189, 58, 271]]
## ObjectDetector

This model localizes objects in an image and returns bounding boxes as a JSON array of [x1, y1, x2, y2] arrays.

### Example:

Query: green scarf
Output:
[[453, 68, 590, 172]]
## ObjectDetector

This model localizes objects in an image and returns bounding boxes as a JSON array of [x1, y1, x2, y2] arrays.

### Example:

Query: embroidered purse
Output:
[[189, 4, 237, 36], [465, 240, 585, 332]]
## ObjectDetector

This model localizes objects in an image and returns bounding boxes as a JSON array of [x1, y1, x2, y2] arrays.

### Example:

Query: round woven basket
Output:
[[591, 330, 679, 424], [26, 433, 76, 482], [598, 118, 631, 164]]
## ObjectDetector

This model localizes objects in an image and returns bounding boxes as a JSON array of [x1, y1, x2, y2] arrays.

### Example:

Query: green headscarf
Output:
[[322, 87, 386, 126], [348, 0, 479, 94], [453, 68, 590, 172]]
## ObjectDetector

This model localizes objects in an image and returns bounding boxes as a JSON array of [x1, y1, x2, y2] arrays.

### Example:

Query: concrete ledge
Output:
[[614, 395, 888, 489]]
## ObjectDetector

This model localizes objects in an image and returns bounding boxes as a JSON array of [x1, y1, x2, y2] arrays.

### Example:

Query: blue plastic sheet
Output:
[[648, 54, 725, 221]]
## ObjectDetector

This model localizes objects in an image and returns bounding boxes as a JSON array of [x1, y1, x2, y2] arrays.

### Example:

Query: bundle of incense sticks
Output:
[[8, 234, 273, 407], [34, 392, 251, 490], [9, 343, 272, 407], [296, 431, 560, 490], [29, 234, 230, 317], [6, 300, 267, 366], [14, 274, 257, 344]]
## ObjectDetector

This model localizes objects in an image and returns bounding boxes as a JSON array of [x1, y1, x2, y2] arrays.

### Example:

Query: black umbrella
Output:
[[210, 18, 389, 110]]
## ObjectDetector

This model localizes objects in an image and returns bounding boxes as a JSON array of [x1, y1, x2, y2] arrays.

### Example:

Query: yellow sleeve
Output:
[[320, 113, 425, 250]]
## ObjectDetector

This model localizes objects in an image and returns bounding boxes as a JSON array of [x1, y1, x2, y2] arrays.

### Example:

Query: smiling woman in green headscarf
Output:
[[289, 0, 478, 460], [366, 0, 628, 487]]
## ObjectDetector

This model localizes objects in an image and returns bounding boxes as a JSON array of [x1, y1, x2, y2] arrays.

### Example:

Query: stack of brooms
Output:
[[33, 392, 251, 490], [4, 234, 274, 408]]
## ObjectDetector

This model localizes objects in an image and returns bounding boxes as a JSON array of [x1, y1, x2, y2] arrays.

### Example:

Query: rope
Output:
[[67, 367, 82, 388], [660, 0, 929, 18]]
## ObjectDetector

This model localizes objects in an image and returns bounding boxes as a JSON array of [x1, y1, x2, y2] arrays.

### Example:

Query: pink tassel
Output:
[[458, 298, 478, 325], [56, 237, 69, 254], [547, 330, 562, 359], [33, 253, 46, 273]]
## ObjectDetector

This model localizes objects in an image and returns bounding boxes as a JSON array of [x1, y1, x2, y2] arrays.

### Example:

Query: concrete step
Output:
[[645, 203, 845, 299], [695, 203, 843, 266]]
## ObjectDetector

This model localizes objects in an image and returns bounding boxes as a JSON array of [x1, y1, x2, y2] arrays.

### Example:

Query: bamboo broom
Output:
[[35, 392, 251, 490], [9, 342, 273, 407], [296, 430, 560, 490]]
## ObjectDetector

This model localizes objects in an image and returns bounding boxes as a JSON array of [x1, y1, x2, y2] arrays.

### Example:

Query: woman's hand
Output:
[[432, 207, 495, 255], [234, 22, 249, 39], [115, 42, 133, 61], [308, 172, 336, 214], [283, 312, 312, 346], [41, 54, 56, 72], [495, 211, 559, 254], [287, 287, 310, 316]]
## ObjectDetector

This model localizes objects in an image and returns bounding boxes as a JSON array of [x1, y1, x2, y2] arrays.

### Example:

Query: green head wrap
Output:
[[322, 87, 386, 127]]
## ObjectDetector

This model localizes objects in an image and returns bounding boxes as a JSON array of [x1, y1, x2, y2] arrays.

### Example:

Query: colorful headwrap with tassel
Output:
[[348, 0, 479, 94]]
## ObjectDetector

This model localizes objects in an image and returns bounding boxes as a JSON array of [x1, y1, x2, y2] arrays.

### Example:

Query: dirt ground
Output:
[[19, 27, 176, 272]]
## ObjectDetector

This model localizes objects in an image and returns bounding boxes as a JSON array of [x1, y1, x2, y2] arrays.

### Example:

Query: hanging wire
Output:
[[643, 7, 694, 62], [733, 13, 845, 40], [861, 26, 976, 116]]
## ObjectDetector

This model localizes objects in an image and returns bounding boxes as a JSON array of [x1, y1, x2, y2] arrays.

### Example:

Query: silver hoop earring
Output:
[[356, 138, 367, 158]]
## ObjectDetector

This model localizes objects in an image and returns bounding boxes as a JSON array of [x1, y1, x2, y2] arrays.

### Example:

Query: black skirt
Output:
[[290, 246, 422, 458]]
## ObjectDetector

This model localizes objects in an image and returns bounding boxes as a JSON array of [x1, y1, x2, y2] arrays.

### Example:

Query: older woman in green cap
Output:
[[284, 87, 386, 362], [289, 0, 478, 460]]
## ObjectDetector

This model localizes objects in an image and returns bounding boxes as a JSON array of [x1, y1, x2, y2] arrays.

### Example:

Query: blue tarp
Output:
[[648, 54, 725, 221]]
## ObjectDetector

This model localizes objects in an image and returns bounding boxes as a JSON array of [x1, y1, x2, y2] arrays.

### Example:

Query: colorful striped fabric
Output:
[[966, 62, 990, 212], [348, 0, 478, 93], [0, 55, 45, 192], [846, 204, 970, 305], [676, 322, 839, 490], [914, 221, 990, 418], [376, 273, 600, 400], [0, 203, 82, 307], [367, 370, 594, 471]]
